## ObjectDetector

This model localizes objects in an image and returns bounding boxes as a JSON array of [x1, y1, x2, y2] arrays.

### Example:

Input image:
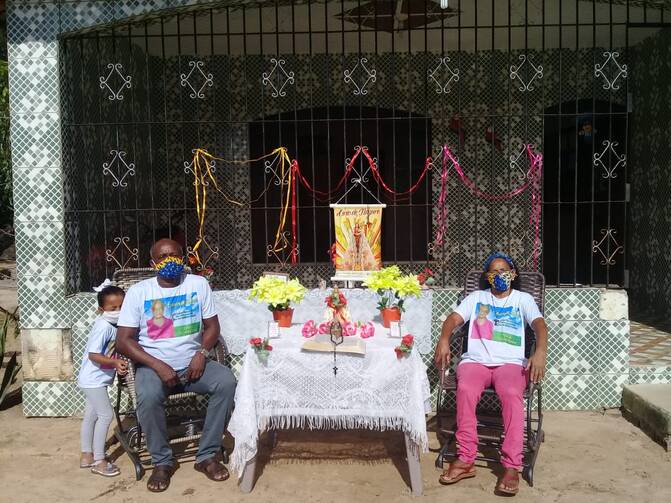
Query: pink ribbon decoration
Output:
[[343, 321, 358, 337], [318, 322, 331, 334], [359, 321, 375, 339], [301, 320, 318, 338], [437, 144, 544, 269]]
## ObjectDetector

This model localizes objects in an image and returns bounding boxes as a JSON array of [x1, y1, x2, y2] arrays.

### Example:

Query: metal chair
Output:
[[434, 270, 545, 486], [111, 267, 230, 480]]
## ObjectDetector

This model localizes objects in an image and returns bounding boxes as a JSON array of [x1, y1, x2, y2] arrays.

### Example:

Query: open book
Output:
[[301, 334, 366, 355]]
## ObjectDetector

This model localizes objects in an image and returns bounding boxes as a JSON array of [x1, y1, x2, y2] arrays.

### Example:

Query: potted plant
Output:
[[248, 275, 306, 327], [363, 265, 421, 328]]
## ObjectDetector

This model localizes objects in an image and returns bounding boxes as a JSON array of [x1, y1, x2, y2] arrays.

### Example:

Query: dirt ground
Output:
[[0, 405, 669, 503]]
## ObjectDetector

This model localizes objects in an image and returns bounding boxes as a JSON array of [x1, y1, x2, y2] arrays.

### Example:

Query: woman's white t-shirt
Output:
[[77, 317, 117, 388], [453, 289, 543, 367]]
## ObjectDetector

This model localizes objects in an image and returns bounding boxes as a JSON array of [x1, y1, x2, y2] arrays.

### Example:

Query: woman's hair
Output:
[[151, 299, 165, 311], [479, 251, 522, 290], [96, 285, 125, 308]]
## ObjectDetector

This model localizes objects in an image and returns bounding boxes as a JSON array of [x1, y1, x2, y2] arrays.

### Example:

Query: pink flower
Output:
[[401, 334, 414, 347], [343, 321, 357, 337], [359, 322, 375, 339], [301, 320, 318, 338], [318, 322, 331, 334], [395, 348, 404, 359], [250, 337, 263, 347], [265, 344, 273, 351]]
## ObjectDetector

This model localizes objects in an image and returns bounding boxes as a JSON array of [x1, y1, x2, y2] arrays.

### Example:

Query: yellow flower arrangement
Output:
[[363, 266, 421, 311], [248, 276, 307, 311]]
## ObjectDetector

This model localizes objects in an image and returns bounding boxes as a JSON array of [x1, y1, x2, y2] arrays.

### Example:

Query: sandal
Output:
[[439, 460, 476, 485], [496, 468, 520, 496], [90, 460, 120, 477], [80, 453, 94, 468], [194, 456, 230, 482], [147, 465, 175, 493]]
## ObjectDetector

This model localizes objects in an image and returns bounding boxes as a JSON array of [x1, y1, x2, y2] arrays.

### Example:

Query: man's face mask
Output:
[[153, 256, 185, 279], [486, 270, 517, 292]]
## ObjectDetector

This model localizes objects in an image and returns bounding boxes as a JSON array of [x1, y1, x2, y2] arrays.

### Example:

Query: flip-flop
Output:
[[194, 457, 229, 482], [439, 461, 476, 485], [496, 469, 520, 496], [147, 465, 175, 492], [91, 461, 120, 477]]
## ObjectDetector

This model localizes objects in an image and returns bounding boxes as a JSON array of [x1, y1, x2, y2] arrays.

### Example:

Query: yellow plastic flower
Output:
[[248, 276, 306, 309]]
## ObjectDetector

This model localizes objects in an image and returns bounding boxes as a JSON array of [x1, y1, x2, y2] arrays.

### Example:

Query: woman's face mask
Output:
[[486, 270, 517, 292], [153, 256, 185, 279], [101, 310, 121, 325]]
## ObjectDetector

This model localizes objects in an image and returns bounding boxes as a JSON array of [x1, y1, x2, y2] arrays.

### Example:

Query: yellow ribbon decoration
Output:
[[189, 147, 293, 266]]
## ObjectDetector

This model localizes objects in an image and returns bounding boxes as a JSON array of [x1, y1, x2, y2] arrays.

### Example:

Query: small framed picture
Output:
[[267, 321, 280, 339], [389, 320, 403, 338], [262, 271, 289, 282]]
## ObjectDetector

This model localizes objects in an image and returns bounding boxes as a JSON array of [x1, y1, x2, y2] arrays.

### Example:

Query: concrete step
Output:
[[622, 384, 671, 451]]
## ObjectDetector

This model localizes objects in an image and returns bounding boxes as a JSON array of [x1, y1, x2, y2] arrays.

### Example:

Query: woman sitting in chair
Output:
[[434, 251, 548, 496]]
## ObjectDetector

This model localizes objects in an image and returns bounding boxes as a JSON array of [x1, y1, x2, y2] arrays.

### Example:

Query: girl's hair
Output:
[[97, 285, 125, 308]]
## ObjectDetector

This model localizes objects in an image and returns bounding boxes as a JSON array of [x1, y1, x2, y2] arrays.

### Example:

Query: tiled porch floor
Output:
[[629, 318, 671, 367]]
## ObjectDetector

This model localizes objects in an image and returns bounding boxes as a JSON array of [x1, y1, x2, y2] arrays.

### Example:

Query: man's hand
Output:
[[526, 350, 546, 384], [185, 352, 206, 382], [154, 360, 179, 387], [434, 336, 452, 370]]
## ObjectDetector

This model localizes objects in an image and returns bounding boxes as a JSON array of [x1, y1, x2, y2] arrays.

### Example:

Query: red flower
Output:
[[250, 337, 263, 347], [423, 267, 434, 276], [265, 344, 273, 351], [417, 273, 426, 284], [395, 347, 404, 359], [401, 334, 414, 347]]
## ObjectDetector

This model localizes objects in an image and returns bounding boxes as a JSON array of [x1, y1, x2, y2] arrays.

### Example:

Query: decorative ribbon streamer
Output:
[[189, 147, 292, 267], [437, 144, 544, 269]]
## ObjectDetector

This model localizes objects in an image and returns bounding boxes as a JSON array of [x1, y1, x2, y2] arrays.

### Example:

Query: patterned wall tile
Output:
[[23, 380, 82, 417], [8, 57, 60, 114], [599, 374, 629, 409], [7, 1, 59, 47], [543, 374, 602, 410], [545, 288, 600, 321], [16, 275, 69, 328], [68, 293, 98, 328], [14, 221, 65, 277], [599, 320, 629, 374], [628, 367, 671, 385], [546, 321, 600, 375], [115, 0, 170, 20], [9, 112, 61, 168], [59, 1, 116, 33], [12, 168, 64, 223]]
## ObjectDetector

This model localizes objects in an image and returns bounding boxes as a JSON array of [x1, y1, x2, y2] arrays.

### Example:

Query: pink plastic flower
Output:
[[343, 321, 358, 337], [318, 322, 331, 334], [359, 321, 375, 339], [301, 320, 318, 338]]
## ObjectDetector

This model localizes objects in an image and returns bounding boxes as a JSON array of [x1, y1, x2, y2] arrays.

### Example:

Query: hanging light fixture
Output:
[[440, 0, 449, 8]]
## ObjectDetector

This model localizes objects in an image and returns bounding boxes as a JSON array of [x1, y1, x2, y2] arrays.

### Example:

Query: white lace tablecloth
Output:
[[213, 288, 434, 355], [227, 324, 432, 477]]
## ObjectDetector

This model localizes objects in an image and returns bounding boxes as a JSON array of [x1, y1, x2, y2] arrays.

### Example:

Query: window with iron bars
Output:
[[58, 0, 666, 293]]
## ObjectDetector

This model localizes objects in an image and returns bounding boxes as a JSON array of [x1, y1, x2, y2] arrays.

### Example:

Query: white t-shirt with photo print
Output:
[[118, 274, 217, 370], [453, 289, 543, 367]]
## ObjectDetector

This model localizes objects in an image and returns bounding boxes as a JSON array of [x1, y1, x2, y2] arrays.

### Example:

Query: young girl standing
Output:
[[77, 281, 128, 477]]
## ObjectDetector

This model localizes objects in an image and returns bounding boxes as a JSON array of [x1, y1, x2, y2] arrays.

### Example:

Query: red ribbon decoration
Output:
[[291, 160, 298, 264]]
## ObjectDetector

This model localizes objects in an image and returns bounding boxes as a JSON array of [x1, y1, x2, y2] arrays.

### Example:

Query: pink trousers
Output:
[[456, 362, 528, 470]]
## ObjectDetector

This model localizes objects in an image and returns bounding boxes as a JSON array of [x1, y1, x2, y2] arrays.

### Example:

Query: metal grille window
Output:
[[58, 1, 666, 292]]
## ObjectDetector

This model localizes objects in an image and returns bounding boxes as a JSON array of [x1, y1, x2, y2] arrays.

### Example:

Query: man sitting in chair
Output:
[[434, 251, 548, 496], [117, 239, 236, 492]]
